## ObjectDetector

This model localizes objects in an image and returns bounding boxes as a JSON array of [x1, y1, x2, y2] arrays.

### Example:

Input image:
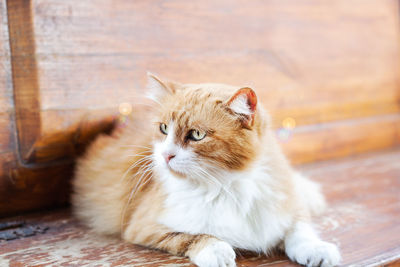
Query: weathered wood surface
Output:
[[1, 148, 399, 266], [0, 0, 13, 160], [0, 0, 19, 216], [0, 0, 13, 159], [284, 113, 400, 164], [30, 0, 400, 162], [3, 0, 399, 165], [7, 0, 41, 163], [0, 0, 116, 218]]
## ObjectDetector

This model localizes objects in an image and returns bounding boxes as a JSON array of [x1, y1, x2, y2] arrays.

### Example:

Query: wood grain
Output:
[[0, 0, 20, 217], [33, 0, 400, 124], [0, 0, 116, 217], [281, 113, 400, 164], [1, 148, 399, 266], [299, 149, 400, 267], [0, 161, 73, 217], [26, 0, 400, 163], [0, 0, 14, 156], [7, 0, 41, 163]]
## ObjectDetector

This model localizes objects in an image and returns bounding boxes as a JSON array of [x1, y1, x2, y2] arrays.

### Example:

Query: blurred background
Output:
[[0, 0, 399, 217]]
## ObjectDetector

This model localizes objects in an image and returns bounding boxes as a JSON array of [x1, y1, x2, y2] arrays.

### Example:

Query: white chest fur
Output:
[[158, 167, 293, 253]]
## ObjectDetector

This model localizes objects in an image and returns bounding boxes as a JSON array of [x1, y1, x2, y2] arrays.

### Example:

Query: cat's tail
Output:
[[294, 173, 327, 216]]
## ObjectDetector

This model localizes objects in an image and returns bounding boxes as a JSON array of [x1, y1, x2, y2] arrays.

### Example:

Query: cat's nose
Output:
[[163, 153, 175, 163]]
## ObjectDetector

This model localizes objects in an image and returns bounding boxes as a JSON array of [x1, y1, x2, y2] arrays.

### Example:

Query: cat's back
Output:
[[72, 115, 154, 235]]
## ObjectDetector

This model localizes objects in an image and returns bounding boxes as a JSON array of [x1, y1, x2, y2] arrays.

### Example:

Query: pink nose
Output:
[[163, 153, 175, 163]]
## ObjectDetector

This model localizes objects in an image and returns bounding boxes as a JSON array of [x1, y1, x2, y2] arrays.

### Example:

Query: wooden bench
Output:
[[0, 0, 399, 266]]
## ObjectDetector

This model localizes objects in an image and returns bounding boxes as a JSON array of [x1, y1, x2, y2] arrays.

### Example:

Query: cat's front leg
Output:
[[123, 224, 236, 267], [188, 236, 236, 267], [284, 222, 341, 267]]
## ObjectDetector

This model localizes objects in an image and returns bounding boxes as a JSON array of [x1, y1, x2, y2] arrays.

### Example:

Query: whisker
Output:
[[194, 165, 240, 207], [124, 152, 153, 158], [120, 157, 153, 183], [120, 161, 154, 232]]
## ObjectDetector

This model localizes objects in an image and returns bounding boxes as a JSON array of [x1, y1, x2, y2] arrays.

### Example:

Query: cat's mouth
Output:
[[166, 165, 187, 178]]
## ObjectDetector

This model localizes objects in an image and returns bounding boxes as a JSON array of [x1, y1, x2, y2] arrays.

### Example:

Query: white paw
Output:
[[192, 240, 236, 267], [287, 240, 341, 267]]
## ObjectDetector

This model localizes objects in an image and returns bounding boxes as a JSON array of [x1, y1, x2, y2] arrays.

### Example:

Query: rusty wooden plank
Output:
[[0, 148, 399, 266]]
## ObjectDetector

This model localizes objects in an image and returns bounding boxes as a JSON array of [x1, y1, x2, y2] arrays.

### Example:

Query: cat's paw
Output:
[[191, 240, 236, 267], [286, 240, 341, 267]]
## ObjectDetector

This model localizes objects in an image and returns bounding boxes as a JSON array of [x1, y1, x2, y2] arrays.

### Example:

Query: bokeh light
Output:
[[119, 102, 132, 116], [282, 117, 296, 130]]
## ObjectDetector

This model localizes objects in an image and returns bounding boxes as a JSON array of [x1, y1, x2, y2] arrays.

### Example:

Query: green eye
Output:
[[160, 123, 168, 135], [189, 129, 206, 141]]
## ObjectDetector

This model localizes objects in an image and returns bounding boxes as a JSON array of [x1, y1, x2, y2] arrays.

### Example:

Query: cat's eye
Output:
[[189, 129, 206, 141], [160, 123, 168, 135]]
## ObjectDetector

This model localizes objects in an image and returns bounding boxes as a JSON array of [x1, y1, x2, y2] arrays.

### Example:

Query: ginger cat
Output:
[[72, 73, 341, 267]]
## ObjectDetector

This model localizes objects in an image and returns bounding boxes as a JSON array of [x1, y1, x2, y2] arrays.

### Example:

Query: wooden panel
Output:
[[0, 0, 20, 216], [0, 0, 19, 217], [281, 113, 400, 164], [1, 148, 399, 266], [0, 162, 74, 217], [0, 0, 116, 217], [7, 0, 41, 163], [33, 0, 400, 124], [4, 0, 117, 165], [0, 0, 14, 156], [26, 0, 400, 163]]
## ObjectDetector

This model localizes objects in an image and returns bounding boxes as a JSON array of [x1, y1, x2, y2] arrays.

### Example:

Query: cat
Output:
[[72, 73, 341, 267]]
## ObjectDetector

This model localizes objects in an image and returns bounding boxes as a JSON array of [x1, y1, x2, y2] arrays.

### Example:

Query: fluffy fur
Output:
[[72, 73, 341, 267]]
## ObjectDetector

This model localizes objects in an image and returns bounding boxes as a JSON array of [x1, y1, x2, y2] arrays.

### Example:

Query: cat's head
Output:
[[148, 73, 267, 181]]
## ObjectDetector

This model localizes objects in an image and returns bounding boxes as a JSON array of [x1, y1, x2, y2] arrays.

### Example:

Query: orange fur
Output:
[[72, 74, 332, 266]]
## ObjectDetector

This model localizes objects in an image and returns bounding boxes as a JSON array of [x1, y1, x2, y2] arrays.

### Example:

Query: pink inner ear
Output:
[[228, 87, 257, 113]]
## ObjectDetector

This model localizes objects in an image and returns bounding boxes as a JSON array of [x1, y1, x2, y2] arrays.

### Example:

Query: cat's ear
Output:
[[146, 72, 181, 101], [226, 87, 257, 126]]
